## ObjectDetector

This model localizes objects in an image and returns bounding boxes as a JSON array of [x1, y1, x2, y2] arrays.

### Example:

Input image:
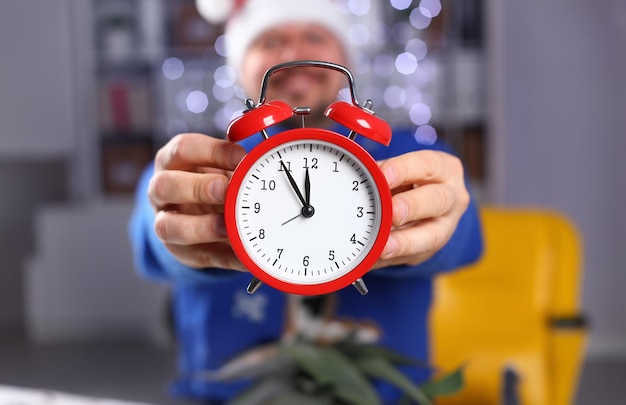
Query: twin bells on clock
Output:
[[227, 60, 391, 146], [223, 60, 393, 297]]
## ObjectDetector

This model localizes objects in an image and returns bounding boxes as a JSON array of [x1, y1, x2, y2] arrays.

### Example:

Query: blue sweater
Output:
[[128, 126, 483, 404]]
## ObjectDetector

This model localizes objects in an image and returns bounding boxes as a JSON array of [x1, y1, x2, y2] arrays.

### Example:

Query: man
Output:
[[129, 0, 483, 403]]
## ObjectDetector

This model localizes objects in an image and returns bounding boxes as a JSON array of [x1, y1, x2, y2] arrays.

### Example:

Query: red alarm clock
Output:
[[224, 60, 392, 296]]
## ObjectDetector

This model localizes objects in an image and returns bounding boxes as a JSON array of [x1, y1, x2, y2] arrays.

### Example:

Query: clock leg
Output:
[[246, 277, 263, 294], [352, 278, 369, 295]]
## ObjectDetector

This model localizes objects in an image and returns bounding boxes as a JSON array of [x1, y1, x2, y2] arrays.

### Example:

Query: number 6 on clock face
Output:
[[224, 127, 392, 296]]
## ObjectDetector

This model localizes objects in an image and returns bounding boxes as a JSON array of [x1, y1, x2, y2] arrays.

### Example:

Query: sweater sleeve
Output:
[[127, 163, 238, 284]]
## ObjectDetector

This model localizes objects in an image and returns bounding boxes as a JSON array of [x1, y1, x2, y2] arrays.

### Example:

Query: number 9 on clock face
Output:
[[224, 127, 392, 296]]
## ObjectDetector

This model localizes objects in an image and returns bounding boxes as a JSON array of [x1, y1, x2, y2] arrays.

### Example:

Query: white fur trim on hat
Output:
[[197, 0, 353, 75], [195, 0, 237, 24]]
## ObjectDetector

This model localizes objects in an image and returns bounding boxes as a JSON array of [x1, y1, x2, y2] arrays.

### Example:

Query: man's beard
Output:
[[281, 107, 336, 130], [275, 91, 339, 129]]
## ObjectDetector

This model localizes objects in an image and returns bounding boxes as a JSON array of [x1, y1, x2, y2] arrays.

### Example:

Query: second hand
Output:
[[281, 213, 301, 226]]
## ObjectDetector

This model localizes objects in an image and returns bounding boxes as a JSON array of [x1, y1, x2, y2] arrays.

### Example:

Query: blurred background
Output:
[[0, 0, 625, 404]]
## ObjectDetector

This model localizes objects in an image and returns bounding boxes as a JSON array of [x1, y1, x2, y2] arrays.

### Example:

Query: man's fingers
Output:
[[392, 183, 456, 226], [150, 170, 228, 209], [154, 211, 228, 245], [379, 218, 453, 265], [155, 133, 246, 172], [381, 150, 464, 188]]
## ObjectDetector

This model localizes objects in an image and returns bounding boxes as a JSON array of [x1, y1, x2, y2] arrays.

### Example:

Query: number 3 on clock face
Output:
[[224, 127, 392, 296]]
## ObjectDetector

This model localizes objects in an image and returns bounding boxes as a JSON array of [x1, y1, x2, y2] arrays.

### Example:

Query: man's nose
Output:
[[278, 41, 308, 62]]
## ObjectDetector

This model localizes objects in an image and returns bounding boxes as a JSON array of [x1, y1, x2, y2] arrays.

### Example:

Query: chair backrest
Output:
[[430, 207, 587, 405]]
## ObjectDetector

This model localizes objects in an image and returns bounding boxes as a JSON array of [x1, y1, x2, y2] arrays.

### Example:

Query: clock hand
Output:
[[304, 167, 310, 205], [280, 160, 306, 207], [280, 160, 315, 218], [281, 212, 301, 226]]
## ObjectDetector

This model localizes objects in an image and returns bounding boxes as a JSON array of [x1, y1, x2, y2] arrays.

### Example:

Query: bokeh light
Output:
[[410, 7, 432, 29], [419, 0, 442, 18], [337, 87, 353, 103], [405, 38, 428, 61], [389, 0, 412, 11], [409, 102, 432, 125], [395, 52, 418, 75], [185, 90, 209, 114], [414, 124, 438, 145], [161, 57, 184, 80], [348, 24, 370, 47], [213, 65, 236, 88], [214, 35, 228, 57], [212, 83, 235, 102], [347, 0, 371, 16], [215, 98, 246, 131], [384, 85, 407, 109]]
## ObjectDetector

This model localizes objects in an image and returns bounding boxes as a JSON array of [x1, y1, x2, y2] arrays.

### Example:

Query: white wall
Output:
[[0, 0, 76, 158], [0, 0, 78, 330], [24, 199, 169, 345], [0, 162, 67, 330], [488, 0, 626, 357]]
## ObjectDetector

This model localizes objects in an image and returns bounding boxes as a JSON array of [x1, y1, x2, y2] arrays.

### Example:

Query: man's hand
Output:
[[148, 133, 247, 271], [374, 150, 470, 269]]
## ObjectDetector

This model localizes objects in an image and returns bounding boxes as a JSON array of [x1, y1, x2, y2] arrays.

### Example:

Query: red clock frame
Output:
[[224, 127, 392, 295]]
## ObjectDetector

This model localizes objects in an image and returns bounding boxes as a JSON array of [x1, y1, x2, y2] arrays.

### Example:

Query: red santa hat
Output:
[[196, 0, 354, 75]]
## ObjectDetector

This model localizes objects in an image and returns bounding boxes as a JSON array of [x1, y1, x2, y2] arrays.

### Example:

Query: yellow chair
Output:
[[430, 207, 588, 405]]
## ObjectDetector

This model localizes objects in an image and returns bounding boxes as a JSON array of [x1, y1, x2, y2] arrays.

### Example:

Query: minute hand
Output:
[[280, 160, 307, 207], [305, 167, 310, 205]]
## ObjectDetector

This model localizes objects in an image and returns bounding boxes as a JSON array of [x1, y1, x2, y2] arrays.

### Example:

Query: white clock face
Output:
[[233, 138, 384, 286]]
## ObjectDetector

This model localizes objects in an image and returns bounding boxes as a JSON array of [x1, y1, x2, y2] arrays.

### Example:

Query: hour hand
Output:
[[280, 161, 315, 218], [280, 160, 306, 207]]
